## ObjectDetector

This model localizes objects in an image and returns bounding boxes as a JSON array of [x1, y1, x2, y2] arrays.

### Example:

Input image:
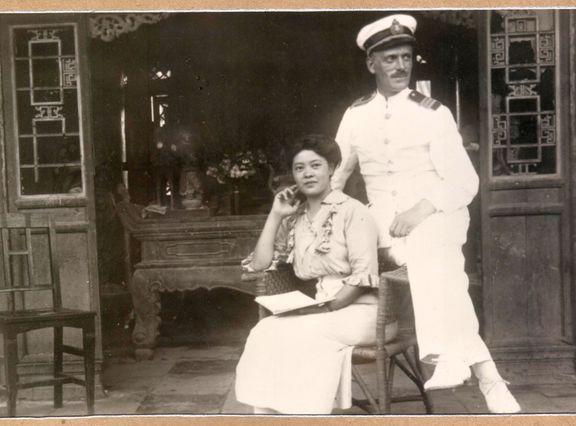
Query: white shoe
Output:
[[479, 380, 521, 414], [424, 361, 471, 391]]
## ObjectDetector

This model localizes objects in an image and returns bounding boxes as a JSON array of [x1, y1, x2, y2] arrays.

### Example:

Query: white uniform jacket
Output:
[[332, 88, 479, 248]]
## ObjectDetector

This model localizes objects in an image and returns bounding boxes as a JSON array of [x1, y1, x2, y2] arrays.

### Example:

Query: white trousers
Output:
[[375, 207, 492, 366]]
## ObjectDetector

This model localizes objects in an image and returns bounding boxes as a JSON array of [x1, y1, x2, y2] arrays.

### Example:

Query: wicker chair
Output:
[[255, 264, 432, 414]]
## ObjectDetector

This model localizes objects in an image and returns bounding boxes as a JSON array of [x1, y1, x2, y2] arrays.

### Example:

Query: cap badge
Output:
[[390, 19, 402, 35]]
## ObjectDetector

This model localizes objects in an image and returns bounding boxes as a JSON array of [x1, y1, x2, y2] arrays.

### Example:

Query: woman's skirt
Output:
[[235, 303, 396, 414]]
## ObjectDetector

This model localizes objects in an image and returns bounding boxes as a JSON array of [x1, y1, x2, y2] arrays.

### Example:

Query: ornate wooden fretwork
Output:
[[88, 10, 478, 43], [150, 66, 172, 81], [13, 24, 85, 195], [489, 10, 558, 177], [89, 13, 170, 42]]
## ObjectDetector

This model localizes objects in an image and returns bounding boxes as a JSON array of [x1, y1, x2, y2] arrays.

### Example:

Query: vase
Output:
[[232, 184, 241, 215]]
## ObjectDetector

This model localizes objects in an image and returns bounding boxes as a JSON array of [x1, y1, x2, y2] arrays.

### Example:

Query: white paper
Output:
[[255, 291, 331, 315]]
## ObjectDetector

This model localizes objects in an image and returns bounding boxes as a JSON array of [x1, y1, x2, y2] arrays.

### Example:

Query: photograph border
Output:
[[1, 1, 575, 425]]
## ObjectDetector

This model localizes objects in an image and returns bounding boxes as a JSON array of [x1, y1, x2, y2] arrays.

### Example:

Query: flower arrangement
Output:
[[206, 150, 268, 184]]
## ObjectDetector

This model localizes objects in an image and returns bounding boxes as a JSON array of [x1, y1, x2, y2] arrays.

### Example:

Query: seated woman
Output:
[[235, 134, 398, 414]]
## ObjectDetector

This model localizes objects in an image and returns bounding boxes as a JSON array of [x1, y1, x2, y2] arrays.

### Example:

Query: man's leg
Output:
[[404, 211, 520, 412], [404, 211, 490, 365]]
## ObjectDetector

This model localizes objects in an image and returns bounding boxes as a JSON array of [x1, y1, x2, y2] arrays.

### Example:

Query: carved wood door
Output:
[[479, 10, 574, 374], [0, 14, 102, 376]]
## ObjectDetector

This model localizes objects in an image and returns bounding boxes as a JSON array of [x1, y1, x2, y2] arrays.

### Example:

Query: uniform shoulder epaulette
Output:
[[350, 92, 376, 108], [408, 90, 442, 110]]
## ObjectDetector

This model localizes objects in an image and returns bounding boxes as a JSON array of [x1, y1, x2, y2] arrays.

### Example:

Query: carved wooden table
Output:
[[116, 201, 266, 360]]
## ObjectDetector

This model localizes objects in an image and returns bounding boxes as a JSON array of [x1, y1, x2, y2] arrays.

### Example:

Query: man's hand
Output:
[[389, 199, 436, 238]]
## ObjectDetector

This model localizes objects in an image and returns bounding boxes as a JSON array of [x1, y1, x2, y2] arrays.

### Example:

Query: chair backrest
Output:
[[0, 213, 61, 312]]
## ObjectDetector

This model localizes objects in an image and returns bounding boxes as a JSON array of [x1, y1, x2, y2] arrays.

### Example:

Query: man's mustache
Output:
[[390, 72, 409, 78]]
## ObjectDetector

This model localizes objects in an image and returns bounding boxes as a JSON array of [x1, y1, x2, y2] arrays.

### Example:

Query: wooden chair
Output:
[[0, 213, 96, 417], [255, 264, 432, 414]]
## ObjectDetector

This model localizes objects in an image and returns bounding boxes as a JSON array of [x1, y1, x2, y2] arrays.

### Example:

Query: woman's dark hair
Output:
[[286, 134, 342, 170]]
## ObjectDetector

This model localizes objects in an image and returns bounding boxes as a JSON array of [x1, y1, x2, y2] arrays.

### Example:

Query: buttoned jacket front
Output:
[[332, 88, 479, 247]]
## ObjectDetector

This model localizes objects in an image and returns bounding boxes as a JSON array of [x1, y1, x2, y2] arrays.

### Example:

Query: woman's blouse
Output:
[[243, 190, 379, 301]]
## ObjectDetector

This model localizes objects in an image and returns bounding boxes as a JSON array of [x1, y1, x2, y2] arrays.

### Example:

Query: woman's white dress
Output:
[[235, 190, 394, 414]]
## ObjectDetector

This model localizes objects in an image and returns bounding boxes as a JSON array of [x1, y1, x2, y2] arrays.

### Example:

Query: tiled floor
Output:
[[3, 289, 576, 417], [5, 340, 576, 417]]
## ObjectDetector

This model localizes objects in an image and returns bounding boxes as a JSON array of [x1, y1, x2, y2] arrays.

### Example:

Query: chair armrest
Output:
[[256, 265, 303, 296], [255, 265, 312, 319], [375, 270, 401, 349]]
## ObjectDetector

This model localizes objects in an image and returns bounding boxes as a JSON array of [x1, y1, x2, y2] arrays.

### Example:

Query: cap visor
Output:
[[367, 35, 415, 54]]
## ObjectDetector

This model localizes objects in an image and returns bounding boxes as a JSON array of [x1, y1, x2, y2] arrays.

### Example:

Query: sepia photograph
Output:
[[0, 4, 574, 423]]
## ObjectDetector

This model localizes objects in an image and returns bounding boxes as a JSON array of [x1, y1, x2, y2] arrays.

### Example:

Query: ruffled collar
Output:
[[286, 189, 348, 260], [296, 189, 349, 216]]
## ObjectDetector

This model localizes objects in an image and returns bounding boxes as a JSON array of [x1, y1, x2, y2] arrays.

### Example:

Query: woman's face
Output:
[[291, 149, 333, 200]]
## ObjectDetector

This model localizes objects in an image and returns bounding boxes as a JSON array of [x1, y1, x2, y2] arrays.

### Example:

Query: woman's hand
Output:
[[283, 285, 368, 316], [271, 185, 302, 218], [280, 303, 331, 316], [249, 186, 301, 271]]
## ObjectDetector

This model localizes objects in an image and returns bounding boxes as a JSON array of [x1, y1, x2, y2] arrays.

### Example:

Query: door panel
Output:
[[480, 10, 573, 371], [489, 214, 563, 343], [0, 13, 102, 377]]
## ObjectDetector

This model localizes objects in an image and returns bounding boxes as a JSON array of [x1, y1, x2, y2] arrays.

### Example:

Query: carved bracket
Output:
[[89, 13, 171, 42], [426, 11, 477, 29]]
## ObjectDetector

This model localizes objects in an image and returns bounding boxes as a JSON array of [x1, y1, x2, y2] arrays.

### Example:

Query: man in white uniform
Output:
[[331, 14, 521, 413]]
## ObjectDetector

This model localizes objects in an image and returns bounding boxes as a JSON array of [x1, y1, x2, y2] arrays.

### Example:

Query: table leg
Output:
[[130, 271, 162, 360]]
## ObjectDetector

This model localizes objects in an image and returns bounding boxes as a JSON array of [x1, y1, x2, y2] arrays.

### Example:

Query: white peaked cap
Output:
[[356, 14, 417, 54]]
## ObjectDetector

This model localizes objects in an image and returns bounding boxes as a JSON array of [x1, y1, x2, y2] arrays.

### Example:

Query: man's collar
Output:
[[375, 87, 411, 104]]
